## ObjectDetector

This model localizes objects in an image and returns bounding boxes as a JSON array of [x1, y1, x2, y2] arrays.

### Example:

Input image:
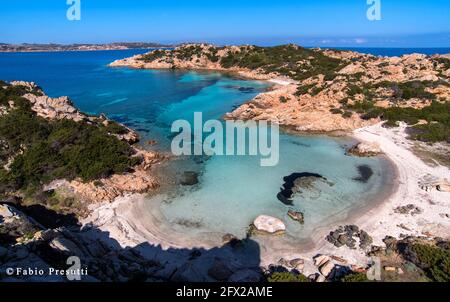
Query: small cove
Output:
[[0, 49, 396, 250]]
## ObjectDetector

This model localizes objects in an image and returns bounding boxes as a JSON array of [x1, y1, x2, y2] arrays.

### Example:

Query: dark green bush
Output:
[[103, 121, 129, 135], [0, 85, 138, 193], [267, 272, 310, 282], [410, 244, 450, 282], [139, 50, 166, 62], [411, 123, 450, 143], [295, 84, 315, 96], [219, 45, 344, 81], [340, 272, 370, 282], [330, 108, 343, 115], [342, 111, 353, 118]]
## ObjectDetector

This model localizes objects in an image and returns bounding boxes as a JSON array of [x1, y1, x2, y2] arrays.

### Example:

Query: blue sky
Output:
[[1, 0, 449, 47]]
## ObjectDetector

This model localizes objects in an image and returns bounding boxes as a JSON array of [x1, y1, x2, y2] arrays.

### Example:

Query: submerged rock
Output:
[[222, 233, 238, 244], [277, 172, 331, 205], [252, 215, 286, 235], [180, 171, 199, 186], [352, 165, 374, 183], [287, 210, 305, 224]]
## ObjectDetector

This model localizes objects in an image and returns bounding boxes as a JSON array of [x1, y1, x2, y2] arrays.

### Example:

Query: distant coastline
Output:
[[0, 42, 172, 53], [2, 42, 450, 57], [323, 47, 450, 57]]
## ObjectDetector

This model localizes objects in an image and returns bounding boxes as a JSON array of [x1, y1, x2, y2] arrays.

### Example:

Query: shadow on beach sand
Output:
[[0, 201, 263, 282]]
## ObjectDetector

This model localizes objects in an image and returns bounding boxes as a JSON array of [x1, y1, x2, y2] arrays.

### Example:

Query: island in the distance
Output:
[[0, 42, 172, 52]]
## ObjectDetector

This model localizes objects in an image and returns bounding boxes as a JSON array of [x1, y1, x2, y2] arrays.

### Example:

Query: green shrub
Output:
[[410, 244, 450, 282], [330, 108, 343, 115], [0, 85, 138, 194], [267, 272, 310, 282], [340, 272, 370, 282], [279, 96, 288, 103], [219, 45, 345, 81], [342, 111, 353, 118], [139, 50, 166, 62], [296, 84, 315, 96], [103, 121, 129, 135], [411, 123, 450, 143]]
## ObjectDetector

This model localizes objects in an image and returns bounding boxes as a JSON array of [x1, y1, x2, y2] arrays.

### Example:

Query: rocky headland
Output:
[[110, 43, 450, 135]]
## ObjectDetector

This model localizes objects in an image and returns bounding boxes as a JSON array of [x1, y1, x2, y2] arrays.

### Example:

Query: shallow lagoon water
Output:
[[157, 134, 394, 244], [0, 49, 395, 246]]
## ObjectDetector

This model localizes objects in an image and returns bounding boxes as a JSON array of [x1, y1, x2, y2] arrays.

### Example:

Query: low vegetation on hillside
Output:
[[337, 80, 450, 143], [137, 45, 449, 143], [219, 45, 345, 82], [0, 82, 140, 197], [139, 44, 346, 83]]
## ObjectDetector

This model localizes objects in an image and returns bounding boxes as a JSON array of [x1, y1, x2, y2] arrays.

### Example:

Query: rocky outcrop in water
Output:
[[180, 171, 199, 186], [353, 165, 374, 183], [287, 210, 305, 224], [277, 172, 332, 205]]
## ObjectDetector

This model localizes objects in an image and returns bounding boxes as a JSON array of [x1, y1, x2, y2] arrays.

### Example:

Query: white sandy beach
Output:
[[83, 122, 450, 276], [353, 123, 450, 242]]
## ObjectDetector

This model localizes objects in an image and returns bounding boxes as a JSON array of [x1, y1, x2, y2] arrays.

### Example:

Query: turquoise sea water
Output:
[[0, 50, 395, 246]]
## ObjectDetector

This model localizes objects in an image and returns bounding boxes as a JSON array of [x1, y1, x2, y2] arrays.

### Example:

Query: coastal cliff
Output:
[[111, 44, 450, 136]]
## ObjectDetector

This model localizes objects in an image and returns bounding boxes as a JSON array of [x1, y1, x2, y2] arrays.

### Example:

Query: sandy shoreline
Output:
[[82, 120, 450, 275], [353, 123, 450, 242], [88, 51, 450, 274]]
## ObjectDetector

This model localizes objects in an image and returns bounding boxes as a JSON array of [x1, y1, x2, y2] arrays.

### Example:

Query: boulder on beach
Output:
[[252, 215, 286, 234], [437, 181, 450, 192], [326, 225, 373, 250]]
